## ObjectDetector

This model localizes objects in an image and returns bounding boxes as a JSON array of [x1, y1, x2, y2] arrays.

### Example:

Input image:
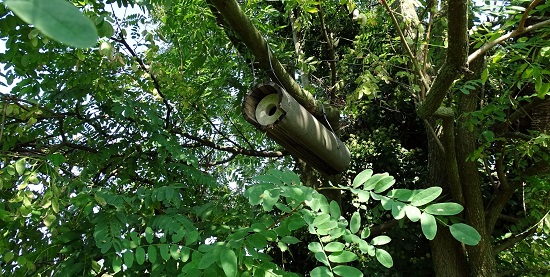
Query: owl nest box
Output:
[[242, 82, 350, 175]]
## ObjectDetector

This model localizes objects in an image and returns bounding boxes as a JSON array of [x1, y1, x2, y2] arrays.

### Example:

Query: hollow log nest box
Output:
[[242, 82, 351, 175]]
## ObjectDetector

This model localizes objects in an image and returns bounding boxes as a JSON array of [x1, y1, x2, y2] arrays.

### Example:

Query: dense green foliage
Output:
[[1, 0, 550, 276]]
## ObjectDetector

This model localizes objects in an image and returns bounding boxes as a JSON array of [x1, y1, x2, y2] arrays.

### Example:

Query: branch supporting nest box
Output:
[[242, 82, 350, 175]]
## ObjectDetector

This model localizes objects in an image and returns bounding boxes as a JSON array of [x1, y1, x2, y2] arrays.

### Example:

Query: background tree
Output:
[[1, 0, 549, 276]]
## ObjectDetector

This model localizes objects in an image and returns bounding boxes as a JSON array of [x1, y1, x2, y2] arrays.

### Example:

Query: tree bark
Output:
[[417, 0, 468, 118], [426, 119, 470, 277], [455, 56, 497, 276]]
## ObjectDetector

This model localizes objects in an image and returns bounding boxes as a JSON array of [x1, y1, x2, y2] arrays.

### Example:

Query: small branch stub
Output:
[[243, 82, 350, 175]]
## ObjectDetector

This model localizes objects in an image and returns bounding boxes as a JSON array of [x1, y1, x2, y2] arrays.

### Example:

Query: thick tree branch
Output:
[[208, 0, 338, 121], [417, 0, 468, 119], [486, 182, 520, 235], [518, 0, 544, 31], [493, 227, 536, 255], [442, 117, 464, 205], [455, 54, 497, 275]]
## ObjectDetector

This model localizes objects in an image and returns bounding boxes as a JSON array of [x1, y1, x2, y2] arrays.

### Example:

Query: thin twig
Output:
[[317, 4, 338, 100], [379, 0, 430, 90], [224, 111, 254, 149], [266, 201, 305, 230], [111, 35, 173, 128], [424, 119, 445, 153]]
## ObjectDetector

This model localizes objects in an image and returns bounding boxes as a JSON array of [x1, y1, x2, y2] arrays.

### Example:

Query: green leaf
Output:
[[360, 228, 370, 239], [43, 214, 56, 227], [181, 247, 191, 262], [315, 252, 330, 266], [308, 242, 323, 253], [220, 247, 237, 277], [305, 7, 319, 13], [375, 249, 393, 268], [405, 205, 421, 222], [52, 198, 62, 213], [15, 159, 26, 175], [389, 189, 414, 202], [145, 227, 154, 243], [135, 247, 146, 265], [278, 241, 289, 252], [3, 252, 14, 263], [247, 233, 267, 249], [371, 235, 391, 245], [199, 250, 218, 269], [380, 196, 393, 210], [159, 244, 170, 261], [363, 173, 392, 191], [172, 229, 185, 243], [410, 187, 442, 206], [112, 256, 122, 273], [311, 266, 333, 277], [259, 189, 278, 211], [317, 220, 338, 232], [350, 212, 361, 234], [186, 230, 199, 245], [391, 201, 406, 219], [313, 214, 331, 227], [253, 174, 282, 185], [328, 251, 357, 263], [420, 213, 437, 240], [148, 246, 157, 264], [333, 265, 363, 277], [537, 83, 550, 98], [374, 175, 395, 193], [357, 190, 370, 202], [481, 68, 489, 84], [357, 239, 370, 253], [287, 215, 306, 230], [47, 153, 66, 167], [329, 227, 345, 240], [324, 242, 345, 252], [353, 169, 373, 188], [329, 200, 341, 219], [449, 223, 481, 246], [424, 203, 464, 215], [482, 130, 494, 142], [170, 244, 180, 260], [4, 0, 98, 48], [123, 250, 134, 268], [280, 236, 301, 244]]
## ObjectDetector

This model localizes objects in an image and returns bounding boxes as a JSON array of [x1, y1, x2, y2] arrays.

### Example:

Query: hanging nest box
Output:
[[242, 82, 350, 175]]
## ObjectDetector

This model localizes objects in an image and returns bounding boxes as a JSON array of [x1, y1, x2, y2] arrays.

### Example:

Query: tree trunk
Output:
[[426, 119, 470, 277], [455, 56, 497, 276]]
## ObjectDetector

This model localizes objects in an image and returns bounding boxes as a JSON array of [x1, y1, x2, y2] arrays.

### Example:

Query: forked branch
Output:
[[468, 0, 550, 63]]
